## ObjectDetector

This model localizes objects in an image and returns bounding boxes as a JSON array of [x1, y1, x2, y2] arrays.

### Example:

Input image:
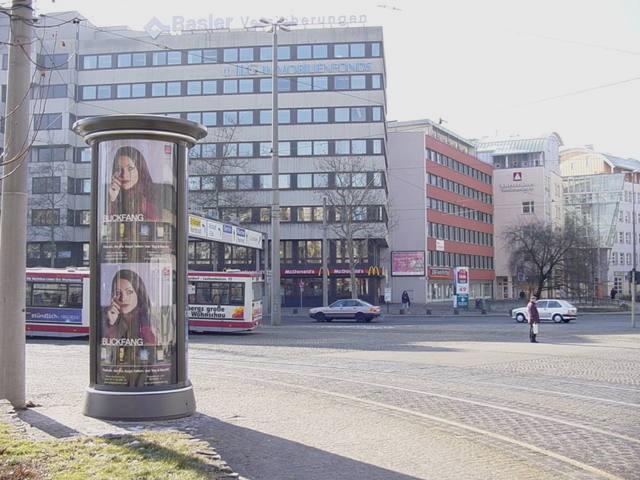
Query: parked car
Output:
[[511, 299, 577, 323], [309, 299, 382, 322]]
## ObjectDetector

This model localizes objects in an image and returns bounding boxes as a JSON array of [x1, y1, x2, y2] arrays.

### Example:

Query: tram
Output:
[[187, 270, 264, 333], [26, 267, 91, 337], [24, 268, 264, 337]]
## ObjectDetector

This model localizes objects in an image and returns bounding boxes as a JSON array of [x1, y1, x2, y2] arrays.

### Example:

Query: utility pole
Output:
[[258, 17, 295, 325], [322, 196, 328, 306], [0, 0, 33, 408]]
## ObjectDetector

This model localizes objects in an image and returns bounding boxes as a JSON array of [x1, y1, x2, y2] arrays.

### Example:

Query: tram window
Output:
[[252, 281, 264, 301], [211, 283, 229, 305], [195, 283, 214, 304], [31, 282, 67, 307], [68, 285, 83, 307], [229, 283, 244, 306], [26, 283, 32, 306]]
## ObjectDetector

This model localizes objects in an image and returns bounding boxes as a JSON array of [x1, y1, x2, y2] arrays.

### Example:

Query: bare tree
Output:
[[27, 158, 67, 267], [321, 156, 388, 299], [504, 216, 588, 298], [188, 124, 254, 221]]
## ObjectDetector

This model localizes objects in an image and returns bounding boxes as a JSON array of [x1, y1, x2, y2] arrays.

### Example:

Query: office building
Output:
[[0, 11, 389, 307], [560, 148, 640, 298], [475, 133, 563, 298], [387, 120, 494, 304]]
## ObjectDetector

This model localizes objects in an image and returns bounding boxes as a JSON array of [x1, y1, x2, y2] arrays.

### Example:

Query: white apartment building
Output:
[[476, 134, 564, 299]]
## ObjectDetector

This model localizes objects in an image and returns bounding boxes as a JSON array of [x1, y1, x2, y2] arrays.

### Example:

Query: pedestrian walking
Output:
[[401, 290, 411, 313], [527, 295, 540, 343]]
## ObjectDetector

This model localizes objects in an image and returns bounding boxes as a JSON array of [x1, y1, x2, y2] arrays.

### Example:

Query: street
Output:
[[21, 313, 640, 479]]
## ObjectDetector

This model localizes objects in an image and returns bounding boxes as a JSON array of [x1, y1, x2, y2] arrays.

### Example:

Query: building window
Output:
[[97, 55, 112, 68], [32, 177, 61, 194], [298, 240, 322, 262], [67, 209, 90, 226], [335, 239, 367, 262], [68, 178, 91, 194], [75, 147, 91, 163], [297, 45, 311, 59], [38, 53, 68, 69], [116, 84, 131, 98], [334, 44, 349, 58], [34, 113, 62, 130], [150, 82, 165, 96], [32, 209, 60, 226], [297, 174, 312, 188], [313, 44, 328, 58], [96, 85, 111, 99], [522, 201, 535, 214], [314, 173, 329, 188], [34, 84, 67, 99], [32, 146, 66, 162], [130, 83, 145, 97]]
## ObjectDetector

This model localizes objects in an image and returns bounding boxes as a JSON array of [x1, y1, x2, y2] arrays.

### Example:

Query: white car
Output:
[[309, 299, 381, 322], [512, 299, 577, 323]]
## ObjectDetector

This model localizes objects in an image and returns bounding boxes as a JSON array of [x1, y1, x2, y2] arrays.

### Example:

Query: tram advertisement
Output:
[[96, 139, 178, 387]]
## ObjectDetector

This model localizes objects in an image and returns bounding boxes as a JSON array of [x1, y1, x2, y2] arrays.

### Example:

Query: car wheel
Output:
[[355, 312, 366, 323], [516, 313, 526, 323], [552, 314, 563, 323], [315, 313, 326, 322]]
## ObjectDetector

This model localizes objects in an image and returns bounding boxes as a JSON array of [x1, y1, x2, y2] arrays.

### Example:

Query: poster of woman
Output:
[[99, 139, 176, 228], [99, 262, 176, 387], [98, 139, 177, 262]]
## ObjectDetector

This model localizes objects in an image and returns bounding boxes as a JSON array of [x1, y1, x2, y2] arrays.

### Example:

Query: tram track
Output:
[[190, 350, 640, 409], [189, 353, 640, 479]]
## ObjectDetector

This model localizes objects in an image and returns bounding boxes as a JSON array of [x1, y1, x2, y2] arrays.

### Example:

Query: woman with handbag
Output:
[[527, 295, 540, 343]]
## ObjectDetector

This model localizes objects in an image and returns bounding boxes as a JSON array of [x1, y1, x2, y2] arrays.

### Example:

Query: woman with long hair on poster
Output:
[[103, 268, 157, 344], [107, 146, 159, 220]]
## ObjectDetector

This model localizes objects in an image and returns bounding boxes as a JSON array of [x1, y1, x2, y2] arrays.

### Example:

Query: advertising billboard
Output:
[[391, 251, 426, 276]]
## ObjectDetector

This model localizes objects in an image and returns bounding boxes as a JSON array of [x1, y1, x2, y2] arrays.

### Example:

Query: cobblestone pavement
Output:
[[6, 313, 640, 479]]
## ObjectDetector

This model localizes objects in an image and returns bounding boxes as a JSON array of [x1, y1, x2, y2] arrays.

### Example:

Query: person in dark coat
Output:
[[401, 290, 411, 312]]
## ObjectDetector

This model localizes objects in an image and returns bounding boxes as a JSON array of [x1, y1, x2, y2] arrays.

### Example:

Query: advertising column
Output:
[[73, 115, 206, 420]]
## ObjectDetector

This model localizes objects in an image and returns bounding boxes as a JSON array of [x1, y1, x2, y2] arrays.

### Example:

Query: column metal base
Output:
[[84, 383, 195, 421]]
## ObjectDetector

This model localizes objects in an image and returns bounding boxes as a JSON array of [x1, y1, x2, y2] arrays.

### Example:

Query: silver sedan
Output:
[[309, 299, 382, 322]]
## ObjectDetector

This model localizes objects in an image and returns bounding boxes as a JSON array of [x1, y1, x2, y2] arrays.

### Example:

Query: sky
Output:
[[29, 0, 640, 158]]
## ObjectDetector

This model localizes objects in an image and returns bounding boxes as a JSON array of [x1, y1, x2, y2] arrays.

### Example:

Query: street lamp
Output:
[[259, 17, 295, 326]]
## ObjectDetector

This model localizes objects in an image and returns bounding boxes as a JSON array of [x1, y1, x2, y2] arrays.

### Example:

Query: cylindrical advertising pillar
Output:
[[73, 115, 207, 420]]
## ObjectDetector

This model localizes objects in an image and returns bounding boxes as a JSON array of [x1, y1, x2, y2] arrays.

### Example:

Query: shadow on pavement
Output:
[[17, 408, 82, 439], [184, 412, 422, 480]]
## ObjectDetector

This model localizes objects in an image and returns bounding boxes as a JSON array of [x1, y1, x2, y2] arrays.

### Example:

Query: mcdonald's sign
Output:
[[367, 266, 383, 276], [318, 267, 330, 277]]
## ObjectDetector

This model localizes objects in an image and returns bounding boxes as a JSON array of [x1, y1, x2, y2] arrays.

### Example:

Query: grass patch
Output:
[[0, 422, 228, 479]]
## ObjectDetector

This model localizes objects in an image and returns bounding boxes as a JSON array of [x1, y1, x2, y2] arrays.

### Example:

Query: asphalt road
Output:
[[18, 313, 640, 479]]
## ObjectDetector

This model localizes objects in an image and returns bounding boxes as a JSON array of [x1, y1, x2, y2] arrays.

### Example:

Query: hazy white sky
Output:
[[31, 0, 640, 158]]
